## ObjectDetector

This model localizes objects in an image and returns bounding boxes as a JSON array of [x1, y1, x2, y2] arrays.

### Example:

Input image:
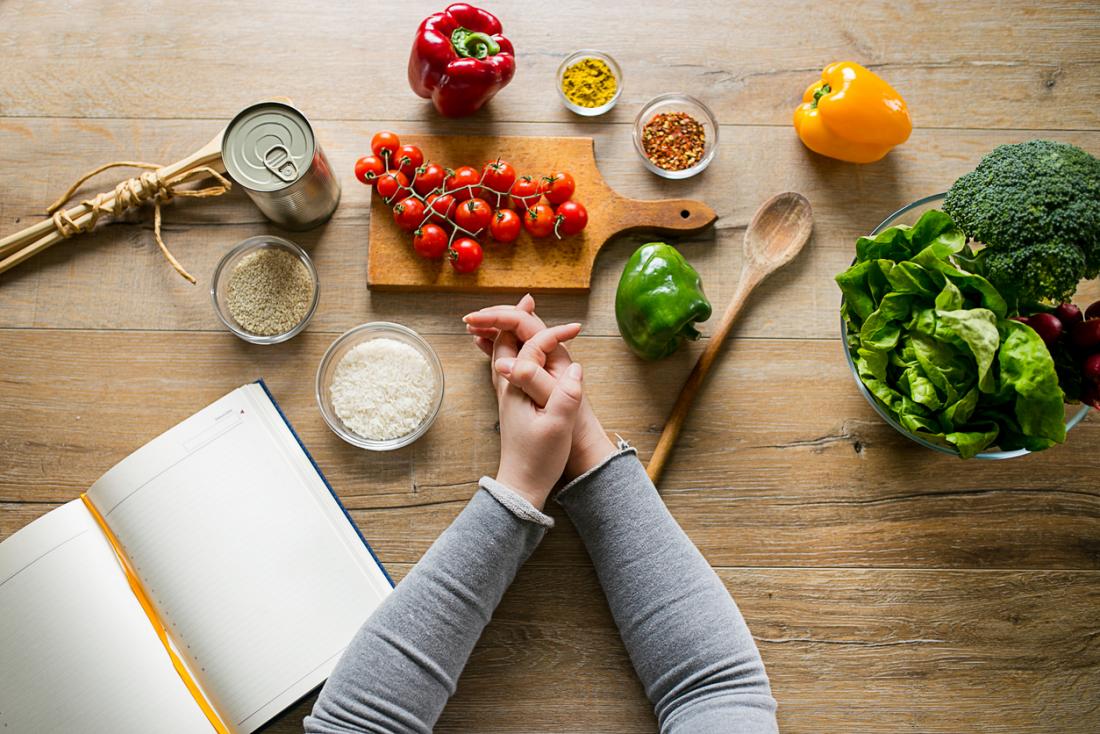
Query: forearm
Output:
[[557, 448, 777, 733], [305, 480, 552, 734]]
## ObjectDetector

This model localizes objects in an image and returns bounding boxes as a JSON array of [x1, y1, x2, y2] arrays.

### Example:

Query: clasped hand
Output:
[[464, 295, 617, 509]]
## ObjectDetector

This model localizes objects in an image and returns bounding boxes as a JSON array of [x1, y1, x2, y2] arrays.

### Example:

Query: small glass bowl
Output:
[[633, 93, 719, 179], [841, 192, 1091, 460], [211, 235, 319, 344], [316, 322, 445, 451], [557, 50, 623, 117]]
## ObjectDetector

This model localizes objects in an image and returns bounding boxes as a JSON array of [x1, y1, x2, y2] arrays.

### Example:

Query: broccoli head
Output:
[[943, 139, 1100, 304], [982, 241, 1086, 305]]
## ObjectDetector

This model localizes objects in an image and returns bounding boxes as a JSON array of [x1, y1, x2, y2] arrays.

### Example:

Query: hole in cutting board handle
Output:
[[680, 209, 690, 219]]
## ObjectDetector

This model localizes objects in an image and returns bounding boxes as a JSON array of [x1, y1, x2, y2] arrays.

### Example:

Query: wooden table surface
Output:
[[2, 2, 1099, 732]]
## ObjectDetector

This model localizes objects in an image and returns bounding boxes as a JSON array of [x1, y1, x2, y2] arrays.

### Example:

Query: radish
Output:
[[1027, 312, 1063, 347], [1071, 319, 1100, 350], [1086, 300, 1100, 321], [1085, 354, 1100, 385], [1054, 302, 1083, 326]]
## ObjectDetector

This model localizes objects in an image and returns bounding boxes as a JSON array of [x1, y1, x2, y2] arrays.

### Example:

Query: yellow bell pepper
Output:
[[793, 61, 912, 163]]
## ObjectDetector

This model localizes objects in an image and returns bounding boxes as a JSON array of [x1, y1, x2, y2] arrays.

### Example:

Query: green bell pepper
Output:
[[615, 242, 712, 360]]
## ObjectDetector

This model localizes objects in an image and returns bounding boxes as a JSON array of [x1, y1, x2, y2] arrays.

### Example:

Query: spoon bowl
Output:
[[742, 191, 814, 275]]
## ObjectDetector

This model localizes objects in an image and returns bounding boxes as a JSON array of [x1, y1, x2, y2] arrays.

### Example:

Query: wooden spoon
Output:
[[646, 192, 814, 483]]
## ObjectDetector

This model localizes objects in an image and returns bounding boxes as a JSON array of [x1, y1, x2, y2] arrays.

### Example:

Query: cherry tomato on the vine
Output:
[[426, 192, 456, 224], [454, 198, 493, 233], [392, 196, 426, 232], [539, 171, 575, 205], [354, 155, 386, 186], [510, 176, 540, 210], [449, 238, 484, 274], [370, 131, 401, 166], [523, 201, 556, 238], [481, 159, 516, 207], [375, 171, 408, 203], [394, 145, 424, 179], [414, 162, 447, 196], [412, 223, 449, 260], [554, 200, 588, 237], [489, 208, 521, 243], [446, 166, 482, 201]]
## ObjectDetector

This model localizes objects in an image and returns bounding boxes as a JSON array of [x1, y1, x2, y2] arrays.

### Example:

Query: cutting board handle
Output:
[[609, 197, 718, 238]]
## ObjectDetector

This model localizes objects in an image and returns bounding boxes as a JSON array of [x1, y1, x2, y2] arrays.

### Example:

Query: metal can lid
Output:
[[222, 102, 315, 192]]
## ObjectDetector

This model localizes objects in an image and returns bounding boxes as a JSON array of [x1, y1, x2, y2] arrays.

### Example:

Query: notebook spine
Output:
[[81, 493, 231, 734]]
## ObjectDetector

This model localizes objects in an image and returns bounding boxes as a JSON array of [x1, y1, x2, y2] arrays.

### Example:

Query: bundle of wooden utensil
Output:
[[0, 131, 228, 283]]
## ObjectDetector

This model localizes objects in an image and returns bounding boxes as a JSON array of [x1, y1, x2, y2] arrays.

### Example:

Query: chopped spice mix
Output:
[[226, 247, 314, 336], [561, 57, 617, 109], [641, 111, 707, 171]]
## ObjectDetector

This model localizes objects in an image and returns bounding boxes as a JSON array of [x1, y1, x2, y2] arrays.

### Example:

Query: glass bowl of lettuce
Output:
[[838, 193, 1090, 459]]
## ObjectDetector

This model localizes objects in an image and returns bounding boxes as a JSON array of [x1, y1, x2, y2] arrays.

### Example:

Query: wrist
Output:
[[494, 463, 551, 510], [565, 407, 616, 480]]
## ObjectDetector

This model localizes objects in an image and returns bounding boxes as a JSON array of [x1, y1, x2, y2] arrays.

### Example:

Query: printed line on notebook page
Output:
[[100, 409, 247, 517], [0, 530, 91, 588], [237, 648, 345, 727]]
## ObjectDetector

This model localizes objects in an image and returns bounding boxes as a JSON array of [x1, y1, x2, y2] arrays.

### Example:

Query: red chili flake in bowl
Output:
[[641, 112, 707, 171]]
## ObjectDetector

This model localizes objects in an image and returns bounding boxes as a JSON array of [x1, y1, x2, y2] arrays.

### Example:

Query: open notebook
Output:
[[0, 382, 393, 733]]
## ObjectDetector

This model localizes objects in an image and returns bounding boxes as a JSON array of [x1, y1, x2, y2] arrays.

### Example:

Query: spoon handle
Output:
[[646, 269, 761, 484]]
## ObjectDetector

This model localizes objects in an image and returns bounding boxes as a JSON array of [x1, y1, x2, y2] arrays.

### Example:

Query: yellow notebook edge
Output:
[[80, 493, 231, 734]]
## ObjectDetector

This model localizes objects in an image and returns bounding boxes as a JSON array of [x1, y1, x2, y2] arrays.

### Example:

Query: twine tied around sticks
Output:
[[46, 161, 232, 284]]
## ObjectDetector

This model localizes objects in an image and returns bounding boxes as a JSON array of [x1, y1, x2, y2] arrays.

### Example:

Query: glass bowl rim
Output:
[[631, 92, 719, 179], [315, 321, 445, 451], [210, 235, 320, 345], [556, 49, 623, 116], [840, 191, 1090, 459]]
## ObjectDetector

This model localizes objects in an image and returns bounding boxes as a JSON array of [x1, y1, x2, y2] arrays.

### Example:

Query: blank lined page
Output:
[[0, 500, 213, 733], [86, 384, 391, 733]]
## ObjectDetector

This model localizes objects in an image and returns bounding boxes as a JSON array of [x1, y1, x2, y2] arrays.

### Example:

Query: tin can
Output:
[[221, 102, 341, 231]]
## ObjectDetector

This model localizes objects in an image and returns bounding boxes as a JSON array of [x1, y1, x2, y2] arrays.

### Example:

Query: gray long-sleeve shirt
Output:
[[305, 448, 777, 733]]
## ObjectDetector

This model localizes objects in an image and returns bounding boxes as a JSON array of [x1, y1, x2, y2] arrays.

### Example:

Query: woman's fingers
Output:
[[465, 294, 534, 341], [474, 336, 494, 357], [495, 355, 556, 406], [465, 324, 499, 339], [545, 362, 584, 423], [516, 322, 581, 371], [494, 323, 581, 406], [466, 307, 576, 375], [490, 330, 519, 395], [463, 306, 548, 341]]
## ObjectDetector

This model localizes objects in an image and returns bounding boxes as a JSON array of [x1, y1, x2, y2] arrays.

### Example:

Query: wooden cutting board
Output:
[[366, 134, 717, 293]]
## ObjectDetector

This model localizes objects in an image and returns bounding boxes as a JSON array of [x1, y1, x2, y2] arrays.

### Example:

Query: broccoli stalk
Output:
[[943, 140, 1100, 306]]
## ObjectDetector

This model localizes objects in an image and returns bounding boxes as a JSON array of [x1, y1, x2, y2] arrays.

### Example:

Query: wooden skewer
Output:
[[646, 192, 814, 484], [0, 130, 226, 275]]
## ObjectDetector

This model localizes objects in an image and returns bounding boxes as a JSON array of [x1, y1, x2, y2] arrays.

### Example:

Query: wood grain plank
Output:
[[1, 119, 1097, 338], [0, 1, 1097, 131], [2, 3, 1099, 732], [2, 330, 1096, 569], [257, 564, 1100, 733]]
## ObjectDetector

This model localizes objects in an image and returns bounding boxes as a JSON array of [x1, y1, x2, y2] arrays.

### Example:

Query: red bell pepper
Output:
[[407, 4, 515, 118]]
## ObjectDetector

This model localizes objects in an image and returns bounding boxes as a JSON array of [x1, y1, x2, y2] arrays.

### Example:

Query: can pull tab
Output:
[[263, 144, 298, 183]]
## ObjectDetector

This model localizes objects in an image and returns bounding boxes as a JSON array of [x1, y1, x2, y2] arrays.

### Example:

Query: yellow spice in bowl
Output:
[[561, 57, 617, 108]]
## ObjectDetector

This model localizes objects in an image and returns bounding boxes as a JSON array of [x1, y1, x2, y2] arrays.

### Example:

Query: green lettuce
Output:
[[837, 210, 1066, 458]]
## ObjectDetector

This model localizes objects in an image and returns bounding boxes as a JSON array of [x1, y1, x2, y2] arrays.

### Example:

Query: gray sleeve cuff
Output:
[[479, 477, 555, 528], [555, 438, 638, 504]]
